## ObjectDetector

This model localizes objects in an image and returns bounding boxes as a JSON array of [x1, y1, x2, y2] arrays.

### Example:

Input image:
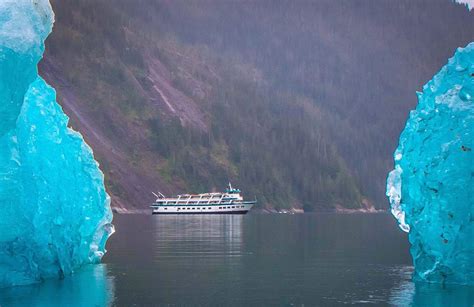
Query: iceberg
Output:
[[0, 0, 113, 287], [387, 43, 474, 285]]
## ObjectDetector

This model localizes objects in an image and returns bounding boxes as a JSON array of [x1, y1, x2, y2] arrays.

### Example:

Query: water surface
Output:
[[1, 213, 473, 306]]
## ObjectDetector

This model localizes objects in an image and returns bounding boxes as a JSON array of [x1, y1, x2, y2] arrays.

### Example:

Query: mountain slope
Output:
[[39, 0, 474, 211], [152, 0, 474, 206]]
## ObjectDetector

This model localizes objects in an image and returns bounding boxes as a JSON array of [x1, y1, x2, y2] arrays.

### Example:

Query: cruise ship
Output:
[[151, 183, 256, 214]]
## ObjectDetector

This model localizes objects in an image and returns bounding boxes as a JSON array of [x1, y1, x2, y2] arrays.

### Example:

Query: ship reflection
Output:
[[0, 264, 115, 307], [389, 266, 474, 306], [153, 215, 244, 259]]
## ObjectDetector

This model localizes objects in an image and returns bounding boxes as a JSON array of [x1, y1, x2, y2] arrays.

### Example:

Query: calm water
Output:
[[1, 213, 474, 306]]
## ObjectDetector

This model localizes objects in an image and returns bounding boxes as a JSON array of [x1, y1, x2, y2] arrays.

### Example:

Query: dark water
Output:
[[1, 213, 473, 306]]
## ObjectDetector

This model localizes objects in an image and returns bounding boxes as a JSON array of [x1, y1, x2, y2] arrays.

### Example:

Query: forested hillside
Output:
[[39, 0, 474, 212]]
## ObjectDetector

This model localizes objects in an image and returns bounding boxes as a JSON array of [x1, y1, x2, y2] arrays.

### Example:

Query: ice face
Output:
[[454, 0, 474, 10], [0, 0, 53, 136], [0, 0, 113, 288], [387, 43, 474, 285]]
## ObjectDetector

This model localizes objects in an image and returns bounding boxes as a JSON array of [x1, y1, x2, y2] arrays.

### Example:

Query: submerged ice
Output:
[[0, 0, 113, 287], [387, 43, 474, 285]]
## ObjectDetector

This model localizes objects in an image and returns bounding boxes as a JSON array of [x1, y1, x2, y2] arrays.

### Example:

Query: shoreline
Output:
[[112, 207, 388, 215]]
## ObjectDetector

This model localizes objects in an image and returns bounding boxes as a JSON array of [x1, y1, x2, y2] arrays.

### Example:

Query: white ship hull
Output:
[[151, 202, 255, 214]]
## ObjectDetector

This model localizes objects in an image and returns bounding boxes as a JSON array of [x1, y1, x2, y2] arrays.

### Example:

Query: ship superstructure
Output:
[[151, 183, 256, 214]]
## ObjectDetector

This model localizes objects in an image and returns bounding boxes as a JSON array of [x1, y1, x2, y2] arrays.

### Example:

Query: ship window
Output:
[[187, 208, 190, 210], [208, 207, 211, 210], [219, 207, 222, 209], [165, 208, 168, 210], [232, 206, 235, 208], [192, 207, 195, 210]]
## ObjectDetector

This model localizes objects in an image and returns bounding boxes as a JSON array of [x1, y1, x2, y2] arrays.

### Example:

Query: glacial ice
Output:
[[0, 0, 113, 287], [455, 0, 474, 11], [387, 43, 474, 285]]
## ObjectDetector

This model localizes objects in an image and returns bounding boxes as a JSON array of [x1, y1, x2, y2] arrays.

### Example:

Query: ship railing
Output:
[[152, 200, 238, 206], [152, 191, 166, 199]]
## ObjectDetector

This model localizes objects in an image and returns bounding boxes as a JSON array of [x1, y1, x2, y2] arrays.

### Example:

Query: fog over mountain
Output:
[[40, 0, 474, 211]]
